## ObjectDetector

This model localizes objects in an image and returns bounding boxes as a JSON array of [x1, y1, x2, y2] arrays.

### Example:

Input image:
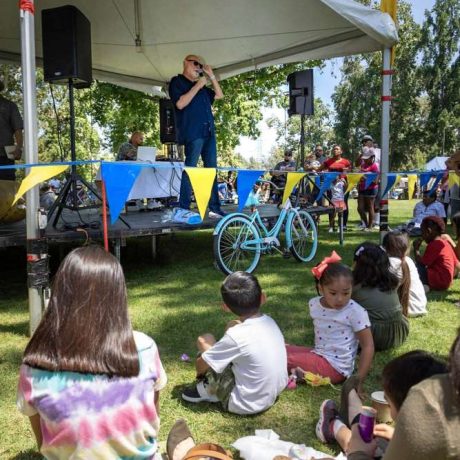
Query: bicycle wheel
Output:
[[287, 209, 318, 262], [213, 215, 262, 275]]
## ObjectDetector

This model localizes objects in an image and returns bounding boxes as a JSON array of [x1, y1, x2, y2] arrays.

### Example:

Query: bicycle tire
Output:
[[213, 215, 262, 275], [287, 209, 318, 262]]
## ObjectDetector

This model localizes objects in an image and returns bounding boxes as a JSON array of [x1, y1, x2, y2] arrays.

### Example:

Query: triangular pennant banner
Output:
[[237, 170, 264, 211], [282, 172, 306, 205], [101, 162, 143, 224], [345, 173, 364, 194], [185, 167, 216, 219], [428, 172, 444, 196], [13, 164, 69, 204], [407, 174, 417, 200], [315, 172, 339, 202], [419, 172, 432, 189], [381, 173, 399, 198], [314, 175, 321, 188], [449, 171, 460, 190], [364, 173, 379, 190]]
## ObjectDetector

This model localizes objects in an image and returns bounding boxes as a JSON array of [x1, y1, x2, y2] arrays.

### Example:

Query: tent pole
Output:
[[20, 1, 43, 335], [379, 47, 392, 241]]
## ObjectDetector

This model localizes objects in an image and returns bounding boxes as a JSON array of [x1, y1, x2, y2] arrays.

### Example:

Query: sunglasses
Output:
[[186, 59, 203, 69]]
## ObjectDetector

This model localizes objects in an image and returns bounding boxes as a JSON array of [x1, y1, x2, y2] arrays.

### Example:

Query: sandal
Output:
[[166, 419, 195, 460]]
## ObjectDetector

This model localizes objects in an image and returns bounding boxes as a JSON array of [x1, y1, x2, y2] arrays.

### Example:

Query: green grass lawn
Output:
[[1, 200, 459, 459]]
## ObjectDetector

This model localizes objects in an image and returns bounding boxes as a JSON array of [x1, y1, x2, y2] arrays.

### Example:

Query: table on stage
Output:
[[97, 161, 183, 199]]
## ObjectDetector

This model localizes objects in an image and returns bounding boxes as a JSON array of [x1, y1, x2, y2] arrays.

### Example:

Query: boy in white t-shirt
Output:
[[181, 272, 288, 415]]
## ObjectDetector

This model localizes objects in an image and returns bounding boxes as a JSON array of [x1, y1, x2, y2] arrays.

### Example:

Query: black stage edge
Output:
[[0, 204, 335, 249]]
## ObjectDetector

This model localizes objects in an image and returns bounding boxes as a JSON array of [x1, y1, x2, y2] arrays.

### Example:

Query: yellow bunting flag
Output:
[[345, 173, 364, 195], [381, 0, 398, 65], [448, 171, 460, 190], [13, 165, 69, 205], [282, 172, 306, 205], [184, 167, 216, 219], [407, 174, 417, 200]]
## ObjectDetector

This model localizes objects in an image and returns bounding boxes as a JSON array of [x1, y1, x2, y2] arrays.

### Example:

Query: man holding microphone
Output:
[[169, 55, 224, 224]]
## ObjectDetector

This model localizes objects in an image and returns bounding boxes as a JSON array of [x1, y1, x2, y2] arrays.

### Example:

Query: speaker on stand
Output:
[[42, 6, 129, 229], [287, 69, 314, 168], [159, 98, 181, 160]]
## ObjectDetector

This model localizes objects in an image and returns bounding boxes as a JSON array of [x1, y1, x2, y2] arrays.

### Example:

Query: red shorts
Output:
[[286, 345, 345, 384]]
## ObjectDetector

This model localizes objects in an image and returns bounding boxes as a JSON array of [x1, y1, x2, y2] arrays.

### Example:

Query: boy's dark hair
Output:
[[353, 242, 399, 292], [450, 328, 460, 405], [382, 350, 448, 411], [421, 215, 445, 234], [382, 231, 411, 316], [221, 271, 262, 316], [317, 263, 353, 287], [23, 245, 139, 377]]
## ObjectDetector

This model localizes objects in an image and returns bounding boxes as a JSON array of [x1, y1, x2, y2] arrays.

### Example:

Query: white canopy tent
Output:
[[2, 0, 397, 94], [5, 0, 397, 333]]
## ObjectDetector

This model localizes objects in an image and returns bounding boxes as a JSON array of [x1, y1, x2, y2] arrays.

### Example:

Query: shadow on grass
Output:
[[9, 451, 42, 460]]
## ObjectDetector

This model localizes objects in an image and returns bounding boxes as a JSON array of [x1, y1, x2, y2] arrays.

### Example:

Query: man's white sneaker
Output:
[[181, 380, 219, 403], [208, 210, 227, 219]]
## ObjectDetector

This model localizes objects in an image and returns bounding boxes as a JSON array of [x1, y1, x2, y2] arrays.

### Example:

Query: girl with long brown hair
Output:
[[17, 246, 167, 459], [382, 231, 427, 317]]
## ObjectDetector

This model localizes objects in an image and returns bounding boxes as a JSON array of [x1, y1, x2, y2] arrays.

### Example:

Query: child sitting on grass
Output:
[[181, 271, 288, 415], [352, 243, 409, 351], [316, 350, 448, 454], [382, 230, 427, 317], [286, 252, 374, 393], [413, 215, 460, 291], [17, 246, 167, 459]]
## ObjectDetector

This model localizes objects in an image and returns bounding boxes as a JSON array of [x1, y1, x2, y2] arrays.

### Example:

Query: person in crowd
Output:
[[116, 130, 162, 210], [0, 79, 23, 181], [181, 271, 287, 415], [382, 230, 427, 317], [352, 243, 409, 351], [328, 175, 347, 233], [286, 252, 374, 392], [304, 144, 326, 171], [361, 135, 381, 164], [405, 190, 446, 236], [355, 147, 379, 231], [316, 350, 448, 456], [169, 54, 225, 223], [39, 183, 56, 211], [413, 215, 459, 291], [116, 131, 144, 161], [319, 145, 352, 230], [17, 246, 167, 459], [270, 150, 296, 203], [346, 328, 460, 460]]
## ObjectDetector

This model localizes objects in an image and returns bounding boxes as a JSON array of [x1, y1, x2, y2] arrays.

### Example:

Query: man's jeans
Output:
[[179, 136, 221, 212]]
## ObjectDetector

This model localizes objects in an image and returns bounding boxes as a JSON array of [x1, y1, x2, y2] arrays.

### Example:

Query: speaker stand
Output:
[[47, 80, 130, 230]]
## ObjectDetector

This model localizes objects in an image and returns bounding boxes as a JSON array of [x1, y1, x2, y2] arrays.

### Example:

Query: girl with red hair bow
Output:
[[286, 251, 374, 394]]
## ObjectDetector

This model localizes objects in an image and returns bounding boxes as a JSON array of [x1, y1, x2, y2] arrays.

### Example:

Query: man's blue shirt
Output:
[[169, 74, 215, 144]]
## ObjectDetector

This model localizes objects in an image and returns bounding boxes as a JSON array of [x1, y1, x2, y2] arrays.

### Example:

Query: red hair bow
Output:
[[311, 251, 342, 280]]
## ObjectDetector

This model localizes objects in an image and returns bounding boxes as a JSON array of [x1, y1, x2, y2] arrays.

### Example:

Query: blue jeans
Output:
[[179, 136, 221, 212]]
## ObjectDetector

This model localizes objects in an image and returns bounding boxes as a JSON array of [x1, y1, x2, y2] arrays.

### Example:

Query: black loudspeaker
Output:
[[287, 69, 314, 116], [42, 6, 92, 88], [159, 99, 178, 144]]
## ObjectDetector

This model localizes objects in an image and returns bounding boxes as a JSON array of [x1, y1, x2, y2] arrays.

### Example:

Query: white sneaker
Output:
[[147, 199, 163, 210], [172, 208, 202, 225], [328, 227, 335, 233], [181, 380, 219, 403], [209, 210, 227, 219]]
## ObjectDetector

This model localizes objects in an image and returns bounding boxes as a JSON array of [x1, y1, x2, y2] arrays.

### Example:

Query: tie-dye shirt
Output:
[[17, 331, 167, 460]]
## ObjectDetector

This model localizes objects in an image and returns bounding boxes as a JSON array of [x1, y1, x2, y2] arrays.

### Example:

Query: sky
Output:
[[235, 0, 436, 161]]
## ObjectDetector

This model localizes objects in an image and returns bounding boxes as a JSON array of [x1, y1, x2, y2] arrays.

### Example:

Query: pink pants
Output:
[[286, 345, 345, 384]]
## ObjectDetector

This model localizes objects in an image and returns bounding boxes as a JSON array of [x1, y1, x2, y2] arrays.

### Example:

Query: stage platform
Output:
[[0, 204, 336, 255]]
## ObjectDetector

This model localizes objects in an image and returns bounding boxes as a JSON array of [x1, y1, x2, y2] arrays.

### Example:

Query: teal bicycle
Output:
[[213, 199, 318, 275]]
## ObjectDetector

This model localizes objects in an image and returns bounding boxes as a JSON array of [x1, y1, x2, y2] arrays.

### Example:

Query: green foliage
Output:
[[419, 0, 460, 155]]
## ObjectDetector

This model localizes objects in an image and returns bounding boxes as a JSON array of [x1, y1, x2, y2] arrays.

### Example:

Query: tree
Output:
[[266, 97, 334, 166], [419, 0, 460, 156], [332, 1, 427, 170]]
